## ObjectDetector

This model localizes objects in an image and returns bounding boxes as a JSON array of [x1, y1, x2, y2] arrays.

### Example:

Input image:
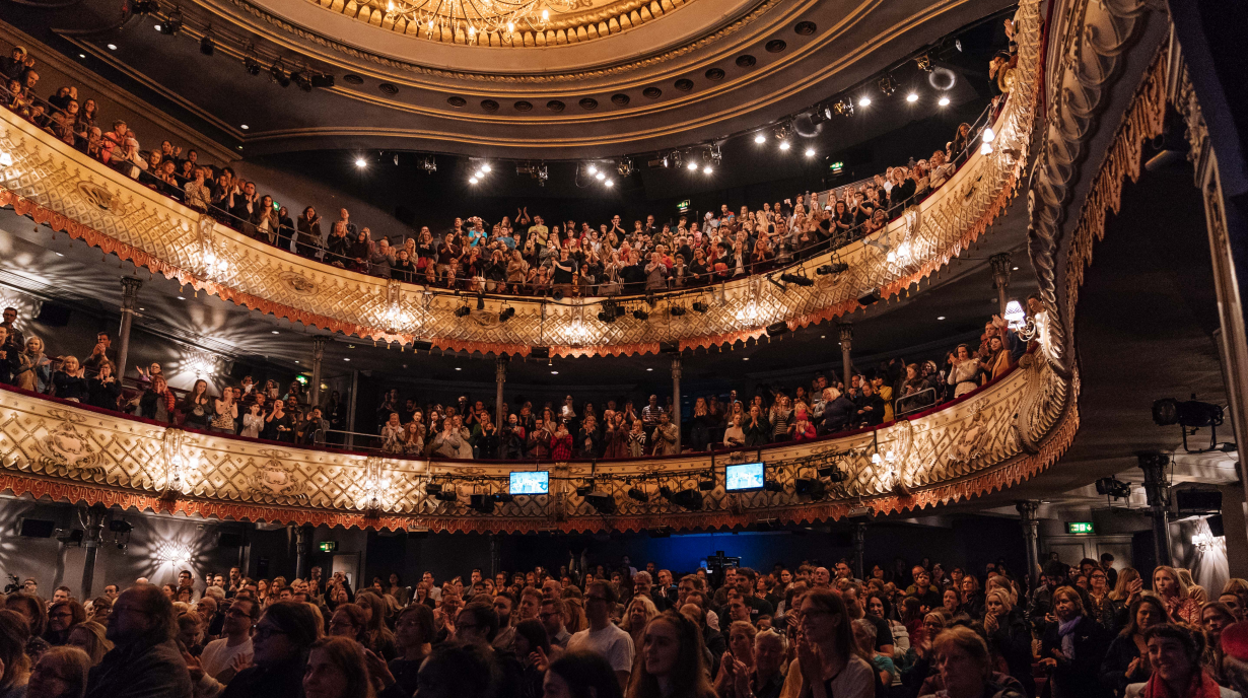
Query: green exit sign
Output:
[[318, 541, 338, 552], [829, 161, 844, 171], [1067, 522, 1094, 534], [678, 199, 691, 212]]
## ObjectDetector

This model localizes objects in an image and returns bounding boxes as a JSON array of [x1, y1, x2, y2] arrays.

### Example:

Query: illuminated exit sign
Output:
[[318, 541, 338, 552], [1066, 521, 1094, 534]]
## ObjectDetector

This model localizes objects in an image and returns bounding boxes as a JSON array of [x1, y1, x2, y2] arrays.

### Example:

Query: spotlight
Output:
[[817, 262, 849, 275], [834, 99, 855, 117], [604, 179, 615, 188], [709, 143, 722, 165], [434, 489, 458, 502], [938, 96, 951, 107], [754, 134, 767, 144], [469, 177, 479, 185], [595, 172, 606, 181], [270, 62, 291, 87], [794, 478, 827, 499], [129, 0, 158, 14], [698, 475, 715, 491], [1152, 398, 1224, 428], [779, 142, 791, 151], [666, 150, 683, 168], [158, 10, 182, 35], [858, 95, 872, 107], [244, 57, 262, 76], [906, 92, 919, 103], [493, 492, 514, 503], [804, 148, 816, 157], [617, 157, 633, 176], [587, 165, 598, 175], [424, 483, 443, 495], [916, 54, 932, 72], [311, 74, 335, 88], [669, 306, 686, 317], [199, 34, 215, 56], [686, 161, 698, 171], [585, 493, 617, 514], [422, 156, 437, 173], [499, 307, 516, 322], [575, 480, 595, 497], [1095, 477, 1132, 499], [354, 157, 367, 168], [780, 272, 814, 286], [633, 309, 649, 321], [703, 166, 713, 175], [929, 67, 958, 91], [766, 321, 789, 337], [691, 301, 708, 313], [982, 127, 996, 144], [628, 487, 649, 502], [817, 466, 848, 482], [469, 494, 496, 514], [763, 480, 784, 493], [661, 487, 703, 510], [292, 71, 314, 92], [878, 75, 897, 96], [454, 305, 471, 318], [481, 164, 492, 173]]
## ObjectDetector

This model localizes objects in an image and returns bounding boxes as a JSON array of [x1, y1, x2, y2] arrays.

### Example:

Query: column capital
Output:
[[838, 323, 853, 348], [671, 356, 682, 380], [312, 335, 327, 356], [120, 276, 143, 302], [496, 356, 508, 382], [990, 253, 1013, 281], [1014, 499, 1040, 519]]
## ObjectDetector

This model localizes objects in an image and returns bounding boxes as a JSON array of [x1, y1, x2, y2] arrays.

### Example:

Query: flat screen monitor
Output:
[[509, 471, 549, 495], [725, 462, 765, 492]]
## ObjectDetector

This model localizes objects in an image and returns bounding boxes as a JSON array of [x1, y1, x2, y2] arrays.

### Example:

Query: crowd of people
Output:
[[0, 295, 1034, 459], [1, 44, 994, 300], [3, 550, 1248, 698]]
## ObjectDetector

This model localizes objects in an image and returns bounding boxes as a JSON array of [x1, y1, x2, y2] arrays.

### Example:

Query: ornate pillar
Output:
[[838, 323, 853, 390], [309, 336, 327, 407], [1015, 500, 1041, 590], [852, 520, 867, 581], [671, 356, 682, 452], [78, 504, 108, 598], [489, 534, 501, 577], [1139, 452, 1173, 567], [295, 524, 312, 580], [346, 369, 359, 449], [990, 253, 1012, 319], [495, 357, 507, 425], [116, 277, 143, 380]]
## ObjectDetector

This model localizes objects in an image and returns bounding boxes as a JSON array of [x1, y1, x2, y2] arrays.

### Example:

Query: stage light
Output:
[[271, 62, 291, 87], [292, 71, 313, 92], [633, 309, 649, 321], [454, 305, 471, 318], [686, 161, 698, 171], [200, 35, 215, 56], [1153, 398, 1224, 428], [1095, 477, 1132, 499], [906, 92, 918, 103], [980, 142, 993, 155], [878, 75, 897, 96], [817, 262, 849, 275], [617, 158, 633, 176], [703, 166, 713, 175], [587, 165, 598, 175], [158, 11, 183, 35], [766, 321, 789, 337], [818, 466, 848, 482], [804, 147, 816, 157], [476, 296, 486, 311], [585, 493, 617, 514], [499, 307, 515, 322], [244, 57, 262, 76], [754, 134, 766, 144], [698, 476, 716, 491], [858, 96, 871, 107], [311, 74, 334, 88], [795, 478, 827, 499], [605, 179, 615, 188], [469, 494, 496, 514], [422, 156, 437, 173], [669, 306, 686, 317], [691, 302, 708, 313], [779, 141, 791, 151], [481, 163, 491, 173], [763, 480, 784, 493], [469, 177, 479, 184], [424, 483, 443, 495], [493, 492, 514, 503], [660, 487, 703, 510], [595, 172, 606, 181], [780, 273, 814, 286], [939, 96, 951, 107], [354, 157, 367, 168], [628, 487, 649, 502], [434, 489, 458, 502]]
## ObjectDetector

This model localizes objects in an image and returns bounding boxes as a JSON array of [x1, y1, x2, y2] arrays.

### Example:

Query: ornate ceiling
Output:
[[2, 0, 1013, 158]]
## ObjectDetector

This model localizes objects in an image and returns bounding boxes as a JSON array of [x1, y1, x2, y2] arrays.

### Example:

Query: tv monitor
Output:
[[509, 471, 549, 495], [725, 462, 765, 492]]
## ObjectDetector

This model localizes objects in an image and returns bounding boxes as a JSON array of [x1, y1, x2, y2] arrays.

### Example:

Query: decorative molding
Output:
[[0, 1, 1039, 357], [0, 342, 1074, 531]]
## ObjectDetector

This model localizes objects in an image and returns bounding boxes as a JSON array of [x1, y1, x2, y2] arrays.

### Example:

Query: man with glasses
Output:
[[453, 602, 499, 647], [567, 581, 634, 691], [220, 601, 319, 698], [86, 583, 193, 698], [193, 596, 256, 694], [540, 598, 571, 649]]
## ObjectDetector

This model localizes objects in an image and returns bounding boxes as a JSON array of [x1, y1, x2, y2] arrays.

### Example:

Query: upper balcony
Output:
[[0, 3, 1039, 358]]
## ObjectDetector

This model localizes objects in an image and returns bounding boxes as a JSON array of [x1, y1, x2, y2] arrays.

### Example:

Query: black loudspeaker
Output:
[[1176, 489, 1221, 513], [1207, 515, 1225, 538], [18, 518, 56, 537], [660, 341, 679, 354], [530, 347, 550, 360], [857, 290, 881, 306], [218, 532, 244, 547], [35, 303, 72, 327]]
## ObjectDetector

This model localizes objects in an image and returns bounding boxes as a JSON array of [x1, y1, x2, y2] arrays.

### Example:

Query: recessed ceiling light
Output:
[[153, 24, 162, 31], [107, 44, 117, 50], [354, 157, 367, 168], [55, 252, 64, 257], [241, 124, 249, 130], [455, 367, 462, 371], [779, 141, 791, 151], [938, 96, 951, 107], [78, 53, 86, 59], [743, 357, 750, 361], [176, 296, 186, 301], [343, 358, 351, 362], [686, 162, 697, 171], [1013, 266, 1019, 271], [550, 370, 559, 375], [754, 134, 766, 144], [804, 148, 816, 157], [647, 368, 653, 371], [906, 93, 919, 103], [858, 96, 871, 107], [605, 179, 615, 188], [821, 335, 826, 339], [703, 166, 713, 175], [937, 315, 946, 320], [271, 330, 279, 334], [138, 308, 145, 311], [295, 360, 300, 363]]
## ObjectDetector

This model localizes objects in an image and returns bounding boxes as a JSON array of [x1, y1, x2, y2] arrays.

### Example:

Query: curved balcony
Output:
[[0, 1, 1041, 358], [0, 320, 1073, 533]]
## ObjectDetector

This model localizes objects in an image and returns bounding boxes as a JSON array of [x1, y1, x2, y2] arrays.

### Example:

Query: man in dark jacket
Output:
[[221, 601, 319, 698], [87, 584, 193, 698], [819, 388, 856, 435], [854, 383, 886, 427]]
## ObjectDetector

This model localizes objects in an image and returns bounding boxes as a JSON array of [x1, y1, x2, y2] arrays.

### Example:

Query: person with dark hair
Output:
[[0, 609, 33, 697], [303, 636, 374, 698], [1040, 586, 1112, 698], [780, 588, 875, 698], [511, 620, 551, 698], [1102, 597, 1172, 697], [7, 591, 49, 640], [45, 600, 87, 646], [1029, 559, 1072, 633], [85, 584, 192, 698], [627, 611, 716, 698], [221, 601, 321, 698], [415, 643, 496, 698], [28, 645, 92, 698], [454, 601, 500, 647], [1126, 624, 1227, 698], [189, 596, 257, 694], [368, 604, 434, 698], [919, 626, 1025, 698], [567, 581, 634, 692], [543, 650, 626, 698]]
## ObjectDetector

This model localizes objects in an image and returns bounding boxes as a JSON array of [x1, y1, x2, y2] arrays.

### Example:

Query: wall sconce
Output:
[[154, 543, 194, 566], [184, 351, 218, 378]]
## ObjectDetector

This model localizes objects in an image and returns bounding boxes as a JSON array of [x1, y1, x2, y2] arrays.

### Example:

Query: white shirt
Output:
[[567, 623, 634, 673], [200, 636, 253, 679]]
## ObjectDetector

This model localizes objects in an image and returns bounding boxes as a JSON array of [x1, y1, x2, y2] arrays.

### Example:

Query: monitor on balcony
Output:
[[725, 462, 766, 492], [510, 471, 549, 495]]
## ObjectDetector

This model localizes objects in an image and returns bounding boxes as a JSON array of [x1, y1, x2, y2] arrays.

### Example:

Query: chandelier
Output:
[[384, 0, 581, 42]]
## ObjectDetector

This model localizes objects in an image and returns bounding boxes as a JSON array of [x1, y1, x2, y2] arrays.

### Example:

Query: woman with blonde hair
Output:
[[66, 621, 111, 666], [1040, 586, 1111, 698], [1153, 566, 1200, 625], [622, 595, 659, 650], [779, 589, 874, 698], [563, 596, 589, 634], [628, 611, 716, 698], [983, 588, 1034, 696]]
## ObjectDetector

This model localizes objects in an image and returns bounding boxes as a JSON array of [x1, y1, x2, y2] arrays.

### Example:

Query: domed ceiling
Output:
[[6, 0, 1012, 157]]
